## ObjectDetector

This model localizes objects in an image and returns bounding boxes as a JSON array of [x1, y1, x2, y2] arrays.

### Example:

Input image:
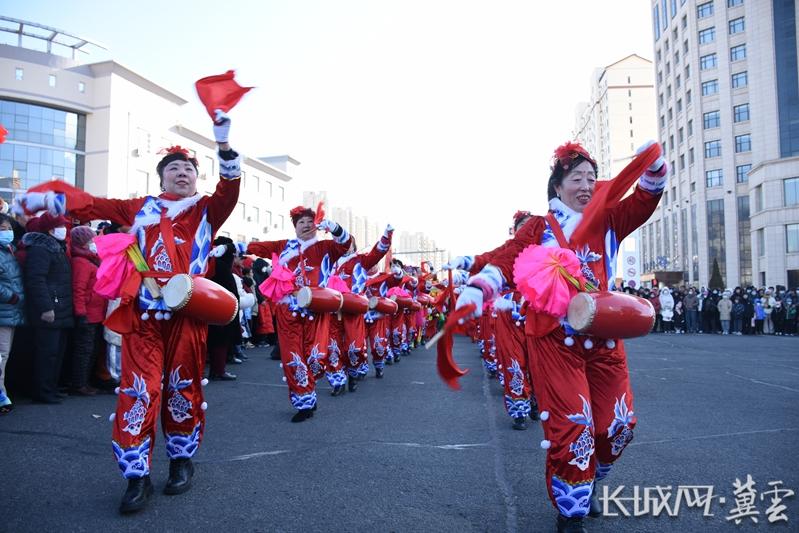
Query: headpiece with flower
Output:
[[552, 141, 596, 171], [289, 205, 315, 226], [156, 145, 199, 177]]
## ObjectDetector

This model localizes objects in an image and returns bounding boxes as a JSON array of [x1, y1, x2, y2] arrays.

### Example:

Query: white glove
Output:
[[636, 140, 666, 172], [13, 191, 66, 216], [443, 256, 463, 270], [210, 244, 228, 258], [213, 109, 231, 144], [317, 219, 340, 234], [383, 223, 394, 235], [456, 286, 483, 318], [492, 297, 514, 312]]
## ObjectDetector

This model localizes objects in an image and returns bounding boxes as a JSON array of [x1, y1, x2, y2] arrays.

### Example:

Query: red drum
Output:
[[162, 274, 239, 325], [341, 292, 369, 314], [296, 287, 343, 313], [391, 295, 414, 309], [368, 296, 399, 315], [416, 293, 433, 306], [567, 291, 655, 339]]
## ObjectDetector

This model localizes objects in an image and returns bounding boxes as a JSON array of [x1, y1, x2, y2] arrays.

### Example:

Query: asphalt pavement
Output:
[[1, 332, 797, 532]]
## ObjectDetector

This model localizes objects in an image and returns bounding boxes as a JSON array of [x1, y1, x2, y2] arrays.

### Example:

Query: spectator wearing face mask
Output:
[[754, 298, 765, 335], [0, 212, 25, 414], [682, 287, 699, 333], [22, 213, 74, 403], [69, 225, 107, 395]]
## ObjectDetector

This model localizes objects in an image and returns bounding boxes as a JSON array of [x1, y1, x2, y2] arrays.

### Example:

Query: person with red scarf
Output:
[[14, 110, 241, 514], [69, 225, 107, 396], [327, 225, 393, 391], [455, 141, 666, 532], [247, 206, 353, 421]]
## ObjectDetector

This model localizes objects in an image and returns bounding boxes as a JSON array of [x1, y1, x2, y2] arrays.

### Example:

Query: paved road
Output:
[[1, 333, 797, 532]]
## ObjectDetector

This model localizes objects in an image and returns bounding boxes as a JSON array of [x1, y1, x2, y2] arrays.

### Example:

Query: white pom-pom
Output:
[[583, 339, 593, 350], [200, 401, 208, 411], [163, 312, 172, 320], [201, 378, 209, 386], [154, 311, 164, 320], [109, 413, 116, 422], [281, 376, 287, 382], [141, 312, 149, 320], [279, 363, 283, 368], [564, 336, 575, 347], [540, 410, 550, 421], [540, 439, 551, 449], [515, 321, 521, 327], [308, 315, 314, 321], [606, 340, 616, 349], [292, 312, 297, 317], [114, 387, 120, 395]]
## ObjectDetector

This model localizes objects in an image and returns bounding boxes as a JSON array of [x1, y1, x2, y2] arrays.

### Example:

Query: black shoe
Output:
[[119, 476, 153, 514], [229, 357, 243, 365], [395, 354, 401, 363], [33, 395, 62, 404], [556, 515, 587, 533], [210, 372, 237, 381], [270, 345, 281, 360], [291, 409, 314, 423], [512, 416, 528, 430], [330, 385, 343, 397], [375, 368, 384, 379], [588, 485, 602, 517], [347, 378, 358, 392], [163, 458, 194, 495], [529, 404, 540, 421], [385, 358, 394, 365]]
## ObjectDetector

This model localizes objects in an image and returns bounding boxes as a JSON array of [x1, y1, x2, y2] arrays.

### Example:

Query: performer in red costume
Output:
[[455, 141, 667, 533], [385, 258, 418, 361], [14, 111, 242, 514], [328, 225, 393, 391], [247, 207, 353, 422], [364, 269, 393, 377]]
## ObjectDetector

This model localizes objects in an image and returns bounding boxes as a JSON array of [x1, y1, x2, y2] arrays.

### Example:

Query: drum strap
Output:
[[545, 212, 570, 248]]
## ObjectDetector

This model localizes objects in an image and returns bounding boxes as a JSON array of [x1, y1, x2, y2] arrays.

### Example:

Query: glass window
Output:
[[757, 228, 765, 256], [278, 214, 285, 230], [785, 177, 799, 206], [734, 103, 750, 122], [737, 195, 752, 285], [706, 198, 727, 283], [78, 82, 85, 93], [788, 224, 799, 253], [15, 68, 23, 81], [671, 0, 678, 18], [731, 71, 748, 88], [691, 181, 696, 192], [703, 110, 720, 129], [736, 164, 752, 183], [654, 4, 661, 40], [702, 79, 719, 95], [251, 206, 260, 224], [699, 27, 716, 44], [679, 153, 685, 169], [730, 44, 747, 61], [697, 1, 714, 18], [682, 17, 688, 30], [704, 139, 722, 158], [735, 134, 751, 153], [674, 50, 680, 65], [705, 169, 723, 187], [676, 74, 682, 89], [688, 119, 693, 136], [677, 98, 683, 113], [685, 64, 691, 79], [754, 184, 763, 212], [279, 185, 285, 201], [729, 17, 745, 34], [700, 53, 718, 70], [48, 75, 56, 87], [679, 127, 684, 143], [686, 88, 692, 105], [728, 0, 743, 6], [774, 0, 799, 157]]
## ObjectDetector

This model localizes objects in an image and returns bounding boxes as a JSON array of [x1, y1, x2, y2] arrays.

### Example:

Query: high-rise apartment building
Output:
[[646, 0, 799, 288]]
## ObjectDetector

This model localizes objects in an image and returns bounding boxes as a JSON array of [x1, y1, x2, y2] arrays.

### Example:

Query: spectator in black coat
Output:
[[22, 213, 74, 403], [206, 237, 240, 381]]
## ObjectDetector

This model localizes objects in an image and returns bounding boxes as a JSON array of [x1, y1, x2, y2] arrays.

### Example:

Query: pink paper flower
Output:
[[513, 244, 586, 317], [326, 275, 351, 294], [258, 254, 296, 301], [93, 233, 137, 299]]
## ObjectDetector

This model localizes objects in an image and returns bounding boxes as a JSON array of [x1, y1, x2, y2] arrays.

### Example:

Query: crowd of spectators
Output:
[[619, 284, 799, 336], [0, 207, 272, 415]]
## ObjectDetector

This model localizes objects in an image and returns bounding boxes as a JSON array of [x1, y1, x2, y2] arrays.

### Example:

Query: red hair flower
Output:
[[553, 141, 596, 170]]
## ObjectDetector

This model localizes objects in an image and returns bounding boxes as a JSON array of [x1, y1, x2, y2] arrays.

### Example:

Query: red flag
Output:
[[313, 201, 325, 226], [0, 124, 7, 144], [194, 70, 253, 121]]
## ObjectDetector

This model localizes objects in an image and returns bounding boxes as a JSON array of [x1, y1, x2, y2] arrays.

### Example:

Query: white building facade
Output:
[[647, 0, 799, 289], [0, 19, 297, 243]]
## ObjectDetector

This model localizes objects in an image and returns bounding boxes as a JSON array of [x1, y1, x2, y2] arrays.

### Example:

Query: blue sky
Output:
[[2, 1, 654, 255]]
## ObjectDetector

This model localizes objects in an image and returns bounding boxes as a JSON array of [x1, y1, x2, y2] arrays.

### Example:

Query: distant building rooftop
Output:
[[0, 16, 107, 62]]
